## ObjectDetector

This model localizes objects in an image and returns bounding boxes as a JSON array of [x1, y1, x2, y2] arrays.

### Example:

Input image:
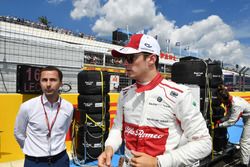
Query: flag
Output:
[[175, 42, 180, 46], [184, 46, 189, 50]]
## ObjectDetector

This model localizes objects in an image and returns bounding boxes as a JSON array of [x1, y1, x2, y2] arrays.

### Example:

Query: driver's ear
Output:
[[148, 54, 157, 64]]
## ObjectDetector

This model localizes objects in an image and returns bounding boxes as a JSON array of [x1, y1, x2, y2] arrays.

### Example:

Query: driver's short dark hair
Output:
[[142, 52, 159, 68]]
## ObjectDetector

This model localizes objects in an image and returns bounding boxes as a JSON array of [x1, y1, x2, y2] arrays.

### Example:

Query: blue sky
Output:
[[1, 0, 250, 67]]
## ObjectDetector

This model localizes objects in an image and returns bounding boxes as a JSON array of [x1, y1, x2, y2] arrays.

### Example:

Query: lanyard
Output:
[[41, 95, 61, 138]]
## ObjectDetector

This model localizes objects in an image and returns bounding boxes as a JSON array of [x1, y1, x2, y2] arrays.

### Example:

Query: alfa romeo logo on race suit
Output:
[[124, 126, 163, 139]]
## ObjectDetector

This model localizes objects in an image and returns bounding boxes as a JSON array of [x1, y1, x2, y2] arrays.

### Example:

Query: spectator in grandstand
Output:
[[14, 66, 73, 167], [113, 57, 123, 65], [216, 84, 250, 167], [98, 34, 212, 167], [91, 55, 98, 64]]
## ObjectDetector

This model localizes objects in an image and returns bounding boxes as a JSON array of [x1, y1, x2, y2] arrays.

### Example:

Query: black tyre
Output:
[[200, 88, 206, 111], [210, 88, 222, 106], [197, 155, 211, 167], [78, 94, 110, 113], [76, 127, 108, 162], [208, 63, 223, 88], [78, 70, 110, 95], [172, 60, 207, 87], [85, 112, 110, 133], [213, 128, 228, 152], [200, 88, 222, 114]]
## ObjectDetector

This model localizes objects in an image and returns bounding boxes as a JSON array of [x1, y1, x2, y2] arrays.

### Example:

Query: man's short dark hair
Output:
[[40, 66, 63, 82], [217, 84, 230, 103]]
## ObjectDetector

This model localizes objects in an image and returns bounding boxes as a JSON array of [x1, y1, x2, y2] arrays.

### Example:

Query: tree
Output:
[[38, 16, 51, 26]]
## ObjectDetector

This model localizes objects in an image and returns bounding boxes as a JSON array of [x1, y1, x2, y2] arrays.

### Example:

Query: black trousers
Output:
[[24, 150, 69, 167]]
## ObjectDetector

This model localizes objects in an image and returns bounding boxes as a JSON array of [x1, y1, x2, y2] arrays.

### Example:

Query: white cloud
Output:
[[149, 15, 237, 62], [166, 15, 250, 67], [92, 0, 158, 35], [70, 0, 250, 67], [70, 0, 101, 19], [92, 17, 116, 36]]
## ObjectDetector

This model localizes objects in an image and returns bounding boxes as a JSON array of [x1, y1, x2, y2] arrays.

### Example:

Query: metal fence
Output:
[[0, 20, 131, 93]]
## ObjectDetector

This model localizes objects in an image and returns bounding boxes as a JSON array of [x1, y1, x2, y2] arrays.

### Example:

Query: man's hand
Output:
[[130, 150, 158, 167], [214, 120, 221, 128], [98, 146, 114, 167]]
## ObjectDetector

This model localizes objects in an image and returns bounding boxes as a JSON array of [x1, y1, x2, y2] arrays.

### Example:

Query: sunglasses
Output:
[[122, 52, 154, 64], [121, 54, 141, 64]]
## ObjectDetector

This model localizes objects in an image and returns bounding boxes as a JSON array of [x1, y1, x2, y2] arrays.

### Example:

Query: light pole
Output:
[[176, 42, 181, 56], [184, 46, 190, 56], [239, 66, 246, 91], [242, 67, 249, 91], [166, 39, 170, 53]]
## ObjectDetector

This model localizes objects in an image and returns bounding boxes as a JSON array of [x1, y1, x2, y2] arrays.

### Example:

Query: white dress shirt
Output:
[[14, 94, 73, 157]]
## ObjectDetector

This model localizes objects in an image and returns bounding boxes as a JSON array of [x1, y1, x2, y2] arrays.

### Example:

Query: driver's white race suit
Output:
[[218, 96, 250, 165], [105, 73, 212, 167]]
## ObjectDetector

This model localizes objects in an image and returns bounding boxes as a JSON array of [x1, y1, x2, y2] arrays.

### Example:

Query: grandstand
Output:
[[2, 15, 248, 94], [0, 16, 128, 93], [0, 16, 177, 93]]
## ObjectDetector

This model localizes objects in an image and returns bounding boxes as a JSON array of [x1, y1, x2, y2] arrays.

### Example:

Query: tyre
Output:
[[213, 128, 228, 152], [85, 112, 110, 133], [200, 88, 222, 114], [210, 88, 222, 106], [200, 88, 206, 111], [172, 60, 206, 87], [78, 94, 110, 113], [198, 155, 211, 167], [76, 127, 108, 162], [190, 154, 211, 167], [78, 70, 110, 95], [208, 63, 223, 88]]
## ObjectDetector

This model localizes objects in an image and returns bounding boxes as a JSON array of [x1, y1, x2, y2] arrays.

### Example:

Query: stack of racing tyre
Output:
[[72, 70, 110, 165], [207, 64, 228, 153], [172, 58, 226, 166]]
